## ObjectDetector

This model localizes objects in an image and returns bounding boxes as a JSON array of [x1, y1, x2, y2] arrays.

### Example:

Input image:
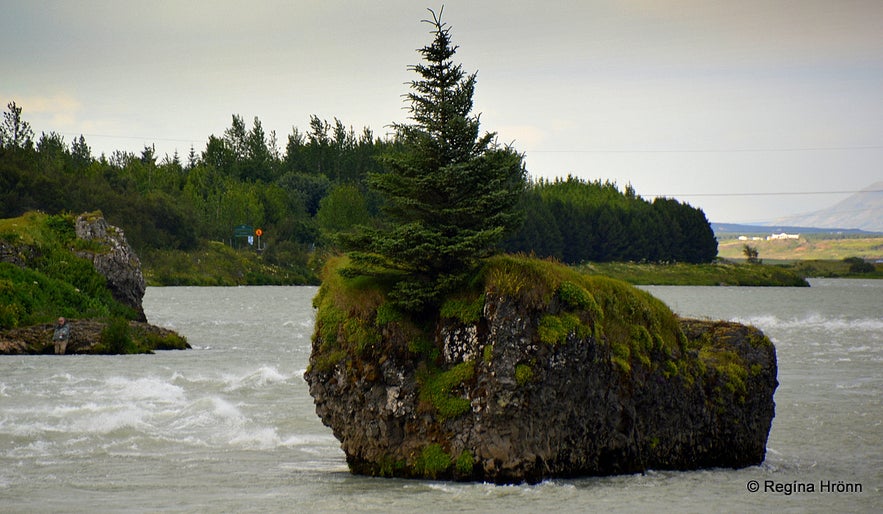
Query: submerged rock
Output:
[[305, 255, 777, 484]]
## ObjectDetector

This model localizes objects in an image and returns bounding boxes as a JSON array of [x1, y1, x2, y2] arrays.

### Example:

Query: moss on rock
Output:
[[305, 254, 778, 483]]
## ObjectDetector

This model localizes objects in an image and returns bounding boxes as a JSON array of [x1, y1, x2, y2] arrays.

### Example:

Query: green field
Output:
[[717, 235, 883, 262]]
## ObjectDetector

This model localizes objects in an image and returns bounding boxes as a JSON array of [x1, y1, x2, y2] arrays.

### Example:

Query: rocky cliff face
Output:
[[305, 256, 777, 484], [74, 213, 147, 321]]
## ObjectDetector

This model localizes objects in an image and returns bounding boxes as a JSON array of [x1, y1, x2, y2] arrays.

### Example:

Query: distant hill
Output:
[[768, 182, 883, 233], [712, 222, 878, 236]]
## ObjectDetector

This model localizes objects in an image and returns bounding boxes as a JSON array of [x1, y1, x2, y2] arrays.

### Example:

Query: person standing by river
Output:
[[53, 317, 70, 355]]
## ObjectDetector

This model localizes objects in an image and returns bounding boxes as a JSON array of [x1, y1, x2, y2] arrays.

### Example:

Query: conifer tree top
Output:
[[341, 8, 527, 312]]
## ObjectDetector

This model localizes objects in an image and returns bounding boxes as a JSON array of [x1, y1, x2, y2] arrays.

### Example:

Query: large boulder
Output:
[[74, 213, 147, 321], [305, 255, 777, 484]]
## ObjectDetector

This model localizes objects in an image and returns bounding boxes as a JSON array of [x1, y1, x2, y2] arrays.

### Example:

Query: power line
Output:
[[59, 132, 201, 145], [647, 189, 883, 198], [53, 130, 883, 154], [527, 145, 883, 154]]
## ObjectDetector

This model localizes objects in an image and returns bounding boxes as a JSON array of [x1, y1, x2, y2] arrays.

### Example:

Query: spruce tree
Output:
[[342, 8, 526, 312]]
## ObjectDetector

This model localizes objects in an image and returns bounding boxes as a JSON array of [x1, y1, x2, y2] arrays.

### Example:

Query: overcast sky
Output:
[[2, 0, 881, 223]]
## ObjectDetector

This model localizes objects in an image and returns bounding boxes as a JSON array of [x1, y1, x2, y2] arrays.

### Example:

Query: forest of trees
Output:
[[1, 99, 717, 274], [503, 177, 718, 264]]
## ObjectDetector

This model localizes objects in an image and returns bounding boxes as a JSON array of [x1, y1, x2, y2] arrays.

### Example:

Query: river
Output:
[[1, 280, 880, 512]]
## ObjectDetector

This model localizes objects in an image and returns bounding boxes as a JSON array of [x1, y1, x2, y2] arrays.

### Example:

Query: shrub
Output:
[[416, 444, 451, 479], [100, 317, 136, 354], [440, 294, 485, 324], [455, 450, 475, 475], [844, 256, 874, 273]]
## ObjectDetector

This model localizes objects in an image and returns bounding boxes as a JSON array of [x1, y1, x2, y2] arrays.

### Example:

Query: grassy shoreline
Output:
[[576, 261, 812, 286], [139, 242, 881, 288], [142, 253, 883, 288]]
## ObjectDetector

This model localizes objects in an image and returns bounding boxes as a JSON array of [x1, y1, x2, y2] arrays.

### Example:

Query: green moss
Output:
[[132, 327, 189, 350], [311, 255, 389, 360], [663, 360, 679, 378], [700, 347, 748, 397], [515, 363, 534, 385], [375, 302, 403, 326], [342, 317, 381, 354], [416, 444, 452, 479], [482, 343, 494, 364], [377, 455, 407, 477], [455, 450, 475, 475], [747, 332, 774, 349], [311, 349, 347, 373], [418, 361, 475, 420], [630, 325, 654, 367], [483, 255, 558, 308], [537, 314, 563, 345], [557, 281, 602, 320], [538, 312, 589, 345], [440, 293, 485, 324], [611, 339, 632, 373], [408, 333, 438, 360], [314, 253, 693, 399], [482, 255, 687, 379]]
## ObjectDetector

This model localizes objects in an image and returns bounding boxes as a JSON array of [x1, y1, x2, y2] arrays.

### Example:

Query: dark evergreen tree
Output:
[[70, 135, 92, 170], [0, 101, 34, 151], [342, 9, 527, 311]]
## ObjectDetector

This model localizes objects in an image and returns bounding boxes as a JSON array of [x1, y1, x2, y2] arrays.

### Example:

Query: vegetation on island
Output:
[[311, 251, 687, 388], [0, 211, 138, 328], [0, 211, 188, 353], [337, 9, 527, 312]]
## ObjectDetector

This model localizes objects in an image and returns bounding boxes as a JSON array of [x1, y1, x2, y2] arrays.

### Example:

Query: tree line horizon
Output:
[[1, 98, 717, 270]]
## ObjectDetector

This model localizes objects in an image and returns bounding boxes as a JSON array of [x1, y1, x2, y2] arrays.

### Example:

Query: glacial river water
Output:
[[1, 280, 880, 512]]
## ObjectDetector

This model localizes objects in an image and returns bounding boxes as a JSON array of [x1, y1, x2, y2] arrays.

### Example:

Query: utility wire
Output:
[[647, 189, 883, 198], [527, 145, 883, 154]]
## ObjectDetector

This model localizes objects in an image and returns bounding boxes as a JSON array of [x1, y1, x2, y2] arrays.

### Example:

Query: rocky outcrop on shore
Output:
[[305, 255, 778, 484], [0, 211, 186, 354], [0, 319, 189, 354], [74, 213, 147, 321]]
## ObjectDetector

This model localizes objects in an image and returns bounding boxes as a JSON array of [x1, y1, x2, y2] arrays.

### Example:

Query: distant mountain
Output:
[[768, 182, 883, 232]]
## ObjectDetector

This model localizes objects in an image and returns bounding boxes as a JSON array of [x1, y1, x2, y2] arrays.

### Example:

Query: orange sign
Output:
[[255, 228, 263, 237]]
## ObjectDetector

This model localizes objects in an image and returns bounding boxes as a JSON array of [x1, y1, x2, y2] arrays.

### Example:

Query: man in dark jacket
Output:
[[53, 317, 70, 355]]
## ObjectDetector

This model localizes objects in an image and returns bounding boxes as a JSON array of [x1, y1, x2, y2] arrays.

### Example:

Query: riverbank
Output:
[[0, 212, 188, 355], [575, 261, 811, 286], [141, 246, 822, 287], [0, 319, 189, 354], [140, 242, 320, 286]]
